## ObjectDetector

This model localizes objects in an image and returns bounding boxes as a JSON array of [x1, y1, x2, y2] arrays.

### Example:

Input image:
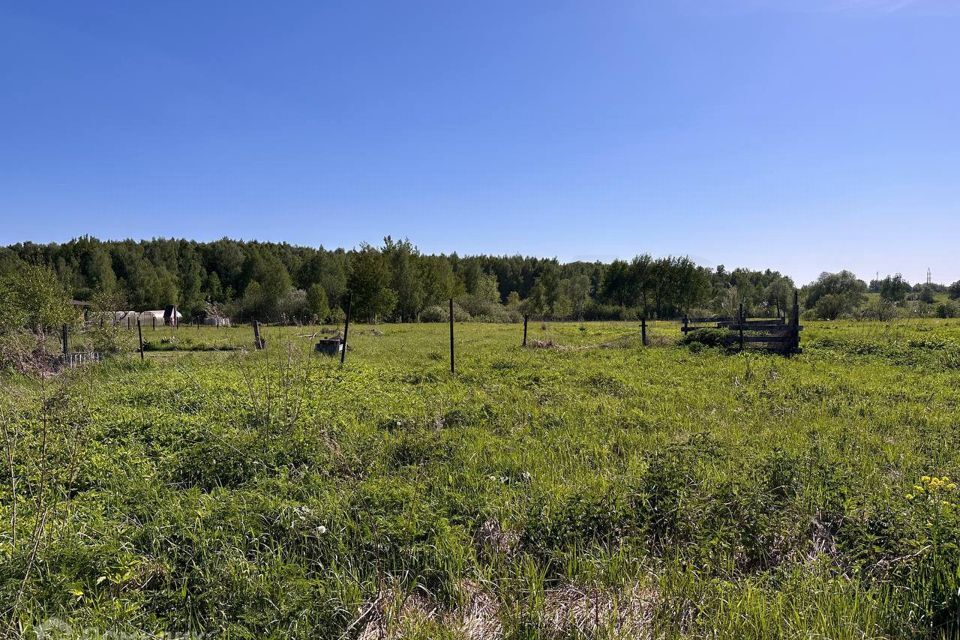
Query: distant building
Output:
[[203, 315, 231, 327], [140, 309, 183, 326]]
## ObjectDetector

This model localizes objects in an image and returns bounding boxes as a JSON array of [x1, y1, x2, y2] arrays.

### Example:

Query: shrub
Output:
[[936, 302, 958, 319], [454, 294, 508, 322], [861, 298, 899, 321], [681, 328, 733, 350], [813, 294, 851, 320], [421, 302, 471, 323]]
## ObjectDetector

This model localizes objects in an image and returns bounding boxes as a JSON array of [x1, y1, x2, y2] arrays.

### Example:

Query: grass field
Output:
[[3, 319, 960, 638]]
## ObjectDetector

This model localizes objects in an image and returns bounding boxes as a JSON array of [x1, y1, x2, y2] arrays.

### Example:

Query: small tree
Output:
[[805, 271, 867, 317], [88, 287, 129, 355], [879, 274, 911, 304], [949, 281, 960, 301], [347, 244, 397, 322], [306, 284, 330, 323], [813, 294, 849, 320], [0, 265, 75, 337]]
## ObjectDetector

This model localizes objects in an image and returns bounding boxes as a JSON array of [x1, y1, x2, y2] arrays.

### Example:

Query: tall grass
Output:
[[1, 319, 959, 637]]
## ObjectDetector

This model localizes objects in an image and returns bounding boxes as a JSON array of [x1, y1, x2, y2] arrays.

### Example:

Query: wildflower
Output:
[[906, 494, 914, 500], [316, 525, 327, 535]]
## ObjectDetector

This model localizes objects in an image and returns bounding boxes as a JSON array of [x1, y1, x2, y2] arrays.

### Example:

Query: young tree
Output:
[[879, 274, 911, 304], [601, 260, 631, 307], [804, 271, 868, 318], [241, 280, 267, 321], [306, 283, 330, 323], [421, 256, 458, 306], [948, 280, 960, 301], [629, 255, 653, 316], [383, 237, 425, 321], [347, 244, 396, 322], [475, 272, 501, 305], [0, 265, 75, 336], [562, 274, 591, 320], [763, 276, 794, 318]]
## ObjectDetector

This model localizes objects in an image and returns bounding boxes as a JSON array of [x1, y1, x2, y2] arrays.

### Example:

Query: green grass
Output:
[[2, 319, 960, 638]]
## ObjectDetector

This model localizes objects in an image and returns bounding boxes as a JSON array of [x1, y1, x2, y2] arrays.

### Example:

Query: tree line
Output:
[[2, 236, 956, 324]]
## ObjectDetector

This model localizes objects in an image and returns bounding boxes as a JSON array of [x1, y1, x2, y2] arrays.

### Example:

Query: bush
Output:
[[454, 295, 508, 322], [936, 302, 958, 319], [860, 298, 899, 321], [681, 328, 733, 350], [421, 302, 471, 323], [813, 294, 851, 320]]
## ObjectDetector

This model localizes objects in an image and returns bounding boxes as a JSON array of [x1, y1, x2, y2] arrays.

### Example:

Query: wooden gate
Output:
[[682, 291, 802, 355]]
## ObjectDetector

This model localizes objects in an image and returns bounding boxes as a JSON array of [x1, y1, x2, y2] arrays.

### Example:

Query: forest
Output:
[[1, 236, 957, 325]]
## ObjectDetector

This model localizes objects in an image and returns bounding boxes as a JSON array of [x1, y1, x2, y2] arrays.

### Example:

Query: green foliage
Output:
[[348, 244, 397, 322], [306, 283, 330, 322], [936, 301, 958, 319], [680, 328, 733, 351], [0, 238, 817, 325], [948, 280, 960, 301], [878, 274, 911, 303], [0, 264, 75, 335], [805, 271, 868, 319]]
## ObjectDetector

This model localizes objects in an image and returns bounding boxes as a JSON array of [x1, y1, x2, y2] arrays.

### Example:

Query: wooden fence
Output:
[[682, 291, 802, 355]]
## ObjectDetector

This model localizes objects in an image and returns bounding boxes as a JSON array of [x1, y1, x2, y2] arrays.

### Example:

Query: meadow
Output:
[[2, 319, 960, 639]]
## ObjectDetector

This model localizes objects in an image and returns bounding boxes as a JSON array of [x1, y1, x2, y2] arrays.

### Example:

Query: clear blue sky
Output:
[[2, 0, 958, 285]]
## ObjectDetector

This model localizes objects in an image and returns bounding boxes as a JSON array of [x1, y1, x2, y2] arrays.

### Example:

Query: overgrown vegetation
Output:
[[2, 319, 960, 638]]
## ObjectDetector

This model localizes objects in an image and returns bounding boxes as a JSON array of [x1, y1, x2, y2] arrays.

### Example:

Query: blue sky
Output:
[[1, 0, 958, 285]]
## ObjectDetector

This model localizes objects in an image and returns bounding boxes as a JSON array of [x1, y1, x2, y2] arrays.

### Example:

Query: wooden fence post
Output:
[[340, 292, 352, 366], [253, 320, 263, 350], [738, 303, 745, 352], [137, 319, 144, 361], [449, 298, 455, 374], [641, 317, 648, 346], [522, 314, 529, 347], [791, 289, 800, 354], [152, 316, 156, 330]]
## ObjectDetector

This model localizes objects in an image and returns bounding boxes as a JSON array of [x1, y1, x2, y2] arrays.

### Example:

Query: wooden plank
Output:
[[741, 335, 794, 343], [717, 318, 784, 327]]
